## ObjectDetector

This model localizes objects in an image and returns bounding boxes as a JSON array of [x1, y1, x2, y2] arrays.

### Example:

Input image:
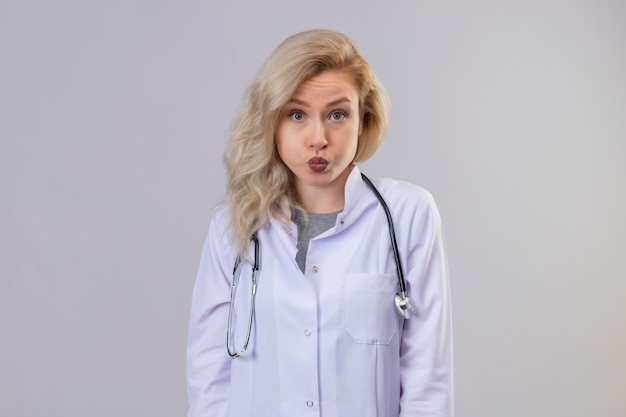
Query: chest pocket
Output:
[[342, 272, 399, 345]]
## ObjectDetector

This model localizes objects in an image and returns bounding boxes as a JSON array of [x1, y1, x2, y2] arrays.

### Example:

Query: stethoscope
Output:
[[226, 173, 414, 358]]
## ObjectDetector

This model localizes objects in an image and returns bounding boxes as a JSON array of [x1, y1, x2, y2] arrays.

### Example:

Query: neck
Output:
[[295, 169, 350, 214]]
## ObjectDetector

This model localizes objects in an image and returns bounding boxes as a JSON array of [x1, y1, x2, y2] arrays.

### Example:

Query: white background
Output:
[[1, 1, 625, 416]]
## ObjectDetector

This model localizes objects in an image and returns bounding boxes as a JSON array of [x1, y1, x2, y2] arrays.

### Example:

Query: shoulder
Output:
[[365, 176, 444, 254], [369, 176, 436, 214], [206, 202, 235, 245], [364, 175, 443, 239], [211, 202, 231, 227]]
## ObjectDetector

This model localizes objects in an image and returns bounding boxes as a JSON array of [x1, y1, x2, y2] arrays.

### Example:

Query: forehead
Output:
[[292, 70, 359, 99]]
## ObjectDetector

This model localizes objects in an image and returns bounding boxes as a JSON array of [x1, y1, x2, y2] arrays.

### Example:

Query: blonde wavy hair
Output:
[[224, 29, 391, 255]]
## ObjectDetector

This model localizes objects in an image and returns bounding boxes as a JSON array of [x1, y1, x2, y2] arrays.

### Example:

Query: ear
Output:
[[358, 115, 363, 136]]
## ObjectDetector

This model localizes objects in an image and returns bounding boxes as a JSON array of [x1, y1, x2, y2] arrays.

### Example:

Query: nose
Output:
[[308, 119, 328, 150]]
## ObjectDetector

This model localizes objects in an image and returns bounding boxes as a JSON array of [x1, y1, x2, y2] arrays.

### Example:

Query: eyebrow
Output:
[[288, 97, 353, 107]]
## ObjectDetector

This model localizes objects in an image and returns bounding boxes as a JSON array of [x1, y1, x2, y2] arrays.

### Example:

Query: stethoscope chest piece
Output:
[[362, 173, 414, 321], [394, 292, 413, 319], [227, 173, 415, 357]]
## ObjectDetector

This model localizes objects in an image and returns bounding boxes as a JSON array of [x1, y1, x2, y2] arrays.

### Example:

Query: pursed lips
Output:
[[307, 156, 328, 172]]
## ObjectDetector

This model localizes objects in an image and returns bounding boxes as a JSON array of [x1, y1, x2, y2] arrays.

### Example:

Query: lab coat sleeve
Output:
[[187, 208, 234, 417], [399, 191, 454, 417]]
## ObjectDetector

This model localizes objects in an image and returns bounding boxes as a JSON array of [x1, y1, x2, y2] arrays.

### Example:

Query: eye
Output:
[[330, 111, 347, 121], [290, 111, 304, 121]]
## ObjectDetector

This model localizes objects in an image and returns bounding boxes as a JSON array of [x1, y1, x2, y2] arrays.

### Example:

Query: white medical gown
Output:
[[187, 166, 453, 417]]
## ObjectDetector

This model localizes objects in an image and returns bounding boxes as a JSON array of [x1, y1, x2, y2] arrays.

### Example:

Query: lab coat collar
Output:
[[268, 164, 377, 235], [343, 165, 365, 211], [340, 165, 379, 228]]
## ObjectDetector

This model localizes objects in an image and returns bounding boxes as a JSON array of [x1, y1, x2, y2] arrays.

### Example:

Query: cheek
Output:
[[347, 125, 360, 154], [349, 139, 359, 160], [275, 124, 287, 153], [275, 131, 292, 163], [275, 140, 286, 163]]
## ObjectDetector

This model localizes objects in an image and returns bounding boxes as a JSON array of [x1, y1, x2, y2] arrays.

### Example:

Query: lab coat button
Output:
[[339, 218, 345, 225], [306, 400, 314, 407], [312, 266, 319, 273], [304, 329, 312, 336]]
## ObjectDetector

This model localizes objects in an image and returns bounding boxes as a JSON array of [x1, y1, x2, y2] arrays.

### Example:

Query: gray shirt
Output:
[[292, 209, 341, 273]]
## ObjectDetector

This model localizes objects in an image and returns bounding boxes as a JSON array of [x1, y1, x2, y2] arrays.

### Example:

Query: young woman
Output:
[[187, 29, 453, 417]]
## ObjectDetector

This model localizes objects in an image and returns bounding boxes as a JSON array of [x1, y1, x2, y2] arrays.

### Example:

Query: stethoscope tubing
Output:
[[360, 173, 408, 295], [227, 234, 259, 358], [226, 173, 413, 357]]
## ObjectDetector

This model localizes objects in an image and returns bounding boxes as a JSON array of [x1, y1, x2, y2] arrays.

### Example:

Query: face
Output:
[[276, 70, 362, 211]]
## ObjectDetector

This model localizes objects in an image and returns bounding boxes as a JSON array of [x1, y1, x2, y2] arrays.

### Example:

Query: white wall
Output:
[[1, 1, 625, 416]]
